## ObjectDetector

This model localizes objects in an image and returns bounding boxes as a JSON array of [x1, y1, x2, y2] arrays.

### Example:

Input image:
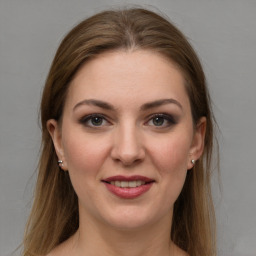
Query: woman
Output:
[[23, 7, 217, 256]]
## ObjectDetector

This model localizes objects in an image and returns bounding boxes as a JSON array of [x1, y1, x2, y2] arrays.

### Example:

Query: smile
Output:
[[102, 175, 155, 199], [109, 180, 146, 188]]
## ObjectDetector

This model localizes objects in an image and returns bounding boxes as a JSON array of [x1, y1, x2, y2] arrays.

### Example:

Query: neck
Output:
[[72, 211, 174, 256]]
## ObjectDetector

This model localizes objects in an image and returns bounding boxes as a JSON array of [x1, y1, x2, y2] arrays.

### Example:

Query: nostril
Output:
[[120, 157, 143, 166]]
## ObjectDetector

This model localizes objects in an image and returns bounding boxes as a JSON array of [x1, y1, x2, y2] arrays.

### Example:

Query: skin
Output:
[[47, 50, 206, 256]]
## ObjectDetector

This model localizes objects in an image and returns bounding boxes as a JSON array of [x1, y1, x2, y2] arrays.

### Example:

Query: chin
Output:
[[108, 217, 152, 231], [100, 205, 166, 231]]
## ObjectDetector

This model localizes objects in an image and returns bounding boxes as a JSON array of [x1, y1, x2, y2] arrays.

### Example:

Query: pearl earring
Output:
[[191, 159, 195, 165], [58, 160, 63, 167]]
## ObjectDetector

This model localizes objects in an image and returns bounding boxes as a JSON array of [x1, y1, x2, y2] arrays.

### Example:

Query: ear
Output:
[[47, 119, 68, 171], [187, 117, 206, 170]]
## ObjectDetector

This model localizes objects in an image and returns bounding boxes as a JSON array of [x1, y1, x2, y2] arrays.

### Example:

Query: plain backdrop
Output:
[[1, 0, 255, 255]]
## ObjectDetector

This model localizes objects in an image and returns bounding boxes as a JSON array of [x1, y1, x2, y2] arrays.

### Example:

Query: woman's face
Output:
[[48, 50, 205, 230]]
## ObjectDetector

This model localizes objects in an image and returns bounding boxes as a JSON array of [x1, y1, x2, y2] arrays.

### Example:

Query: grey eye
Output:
[[147, 114, 177, 128], [90, 116, 104, 126], [152, 116, 165, 126], [80, 114, 109, 127]]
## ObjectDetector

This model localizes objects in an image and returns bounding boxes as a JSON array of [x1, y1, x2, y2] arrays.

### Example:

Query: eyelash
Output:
[[79, 114, 110, 127], [146, 113, 177, 128], [79, 113, 177, 128]]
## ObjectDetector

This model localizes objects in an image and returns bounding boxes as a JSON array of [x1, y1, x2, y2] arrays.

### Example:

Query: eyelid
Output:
[[78, 112, 177, 128], [145, 113, 178, 127], [79, 113, 112, 127]]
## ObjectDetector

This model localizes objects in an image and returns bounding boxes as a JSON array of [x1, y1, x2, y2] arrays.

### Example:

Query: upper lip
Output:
[[102, 175, 155, 183]]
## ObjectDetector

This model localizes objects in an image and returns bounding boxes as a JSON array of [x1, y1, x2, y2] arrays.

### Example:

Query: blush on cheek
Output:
[[155, 138, 190, 172], [63, 134, 110, 179]]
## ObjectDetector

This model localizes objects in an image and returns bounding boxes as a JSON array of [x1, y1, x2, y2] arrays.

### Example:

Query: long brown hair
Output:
[[23, 7, 217, 256]]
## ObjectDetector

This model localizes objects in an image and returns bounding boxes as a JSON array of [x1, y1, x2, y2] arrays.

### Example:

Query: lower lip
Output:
[[104, 182, 153, 199]]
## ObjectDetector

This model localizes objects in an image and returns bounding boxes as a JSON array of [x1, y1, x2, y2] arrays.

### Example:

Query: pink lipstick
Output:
[[102, 175, 154, 199]]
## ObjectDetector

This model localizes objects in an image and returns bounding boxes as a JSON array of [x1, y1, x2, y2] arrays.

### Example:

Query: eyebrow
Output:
[[73, 98, 183, 112], [73, 99, 116, 111], [140, 98, 183, 111]]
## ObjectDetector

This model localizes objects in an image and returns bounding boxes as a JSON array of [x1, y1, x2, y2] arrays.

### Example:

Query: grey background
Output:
[[1, 0, 255, 255]]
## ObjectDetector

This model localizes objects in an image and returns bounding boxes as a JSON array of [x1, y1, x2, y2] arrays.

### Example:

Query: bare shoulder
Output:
[[172, 243, 189, 256], [176, 249, 189, 256], [46, 236, 76, 256], [45, 244, 65, 256]]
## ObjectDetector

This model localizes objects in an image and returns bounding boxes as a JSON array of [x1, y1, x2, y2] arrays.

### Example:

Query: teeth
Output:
[[129, 181, 137, 188], [121, 181, 128, 188], [110, 180, 146, 188], [136, 180, 145, 186]]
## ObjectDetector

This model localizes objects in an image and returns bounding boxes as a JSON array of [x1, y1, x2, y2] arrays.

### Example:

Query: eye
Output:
[[146, 114, 177, 128], [79, 114, 110, 127]]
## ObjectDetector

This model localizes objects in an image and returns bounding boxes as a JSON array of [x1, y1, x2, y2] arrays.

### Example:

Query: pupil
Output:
[[153, 117, 164, 126], [92, 117, 103, 126]]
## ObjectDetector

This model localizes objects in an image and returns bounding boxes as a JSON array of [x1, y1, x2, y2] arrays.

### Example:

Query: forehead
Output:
[[65, 50, 190, 110]]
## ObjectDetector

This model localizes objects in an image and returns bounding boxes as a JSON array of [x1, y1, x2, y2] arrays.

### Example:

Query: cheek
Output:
[[149, 133, 192, 202], [151, 133, 191, 174], [62, 131, 109, 176], [61, 133, 110, 206]]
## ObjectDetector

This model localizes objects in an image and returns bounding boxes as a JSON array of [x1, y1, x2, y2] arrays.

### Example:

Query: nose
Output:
[[110, 124, 145, 166]]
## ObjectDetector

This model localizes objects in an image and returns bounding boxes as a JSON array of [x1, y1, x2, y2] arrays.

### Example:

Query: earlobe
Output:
[[187, 117, 206, 169], [47, 119, 67, 170]]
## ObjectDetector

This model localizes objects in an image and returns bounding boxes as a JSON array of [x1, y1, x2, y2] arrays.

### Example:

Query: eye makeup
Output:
[[79, 113, 111, 128], [146, 113, 178, 128]]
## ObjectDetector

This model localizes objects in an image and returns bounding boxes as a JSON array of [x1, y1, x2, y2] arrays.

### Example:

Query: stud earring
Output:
[[191, 159, 195, 165], [58, 160, 63, 167]]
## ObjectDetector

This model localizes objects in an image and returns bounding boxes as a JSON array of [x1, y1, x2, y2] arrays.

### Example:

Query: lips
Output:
[[102, 175, 155, 199]]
